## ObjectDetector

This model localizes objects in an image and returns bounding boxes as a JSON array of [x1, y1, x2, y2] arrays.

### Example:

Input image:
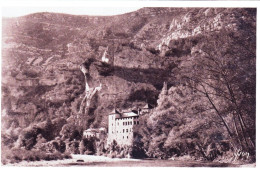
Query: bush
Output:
[[1, 147, 72, 164], [146, 47, 160, 55]]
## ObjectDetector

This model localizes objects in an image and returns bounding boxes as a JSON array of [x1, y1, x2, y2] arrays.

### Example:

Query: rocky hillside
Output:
[[2, 8, 256, 142]]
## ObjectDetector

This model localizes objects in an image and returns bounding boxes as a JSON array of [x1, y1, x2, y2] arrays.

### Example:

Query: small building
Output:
[[83, 128, 106, 139], [83, 129, 98, 139], [140, 103, 154, 115]]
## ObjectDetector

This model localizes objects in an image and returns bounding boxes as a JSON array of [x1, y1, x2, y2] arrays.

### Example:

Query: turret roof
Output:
[[109, 108, 139, 118], [120, 111, 139, 118], [143, 103, 153, 109], [109, 109, 120, 115]]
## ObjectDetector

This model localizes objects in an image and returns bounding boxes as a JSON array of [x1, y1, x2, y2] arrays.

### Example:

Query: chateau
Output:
[[107, 104, 153, 146]]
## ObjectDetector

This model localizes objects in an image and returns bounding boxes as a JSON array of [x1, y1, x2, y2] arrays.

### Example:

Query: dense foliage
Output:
[[1, 8, 255, 164], [137, 13, 256, 161]]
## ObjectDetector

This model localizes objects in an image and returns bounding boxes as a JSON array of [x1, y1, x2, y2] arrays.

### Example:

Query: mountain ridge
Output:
[[1, 8, 256, 149]]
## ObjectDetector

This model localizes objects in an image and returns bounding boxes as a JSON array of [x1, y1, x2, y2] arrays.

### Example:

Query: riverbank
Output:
[[4, 154, 139, 167], [4, 154, 256, 167]]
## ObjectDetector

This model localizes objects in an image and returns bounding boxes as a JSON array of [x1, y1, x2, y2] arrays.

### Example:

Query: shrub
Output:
[[146, 47, 160, 55], [1, 147, 72, 164]]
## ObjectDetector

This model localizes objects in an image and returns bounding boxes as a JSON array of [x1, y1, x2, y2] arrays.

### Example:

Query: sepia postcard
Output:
[[1, 0, 258, 167]]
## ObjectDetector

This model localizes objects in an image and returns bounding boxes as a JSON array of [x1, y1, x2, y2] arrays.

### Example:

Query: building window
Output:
[[137, 121, 139, 125], [130, 122, 132, 125], [123, 129, 125, 133], [123, 136, 124, 139], [112, 123, 113, 126], [127, 136, 128, 139], [134, 121, 136, 125], [126, 129, 128, 133], [118, 122, 119, 125]]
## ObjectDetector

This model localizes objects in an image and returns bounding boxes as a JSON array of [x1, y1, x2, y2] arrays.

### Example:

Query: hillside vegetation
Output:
[[1, 8, 256, 164]]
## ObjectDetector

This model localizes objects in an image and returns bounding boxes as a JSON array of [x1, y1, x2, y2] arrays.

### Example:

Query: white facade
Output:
[[107, 109, 140, 146], [83, 129, 98, 138], [83, 128, 106, 139]]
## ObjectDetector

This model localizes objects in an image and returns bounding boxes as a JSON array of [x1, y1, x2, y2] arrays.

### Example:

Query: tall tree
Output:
[[177, 23, 256, 153]]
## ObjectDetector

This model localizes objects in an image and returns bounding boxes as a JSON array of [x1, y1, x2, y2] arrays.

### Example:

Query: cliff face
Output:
[[2, 8, 255, 135]]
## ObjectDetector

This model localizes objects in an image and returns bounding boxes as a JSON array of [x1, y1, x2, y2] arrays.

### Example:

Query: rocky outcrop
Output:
[[2, 7, 255, 132]]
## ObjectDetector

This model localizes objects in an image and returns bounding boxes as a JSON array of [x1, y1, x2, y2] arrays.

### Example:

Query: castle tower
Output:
[[107, 109, 140, 146], [107, 109, 120, 144]]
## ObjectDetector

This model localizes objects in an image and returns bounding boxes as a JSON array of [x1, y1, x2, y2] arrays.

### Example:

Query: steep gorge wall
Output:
[[1, 7, 255, 137]]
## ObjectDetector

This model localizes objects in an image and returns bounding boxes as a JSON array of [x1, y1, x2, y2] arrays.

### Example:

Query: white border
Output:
[[1, 0, 260, 8], [1, 1, 259, 170]]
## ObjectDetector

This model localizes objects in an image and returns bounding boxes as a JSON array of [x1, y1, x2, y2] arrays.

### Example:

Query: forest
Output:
[[137, 28, 256, 162]]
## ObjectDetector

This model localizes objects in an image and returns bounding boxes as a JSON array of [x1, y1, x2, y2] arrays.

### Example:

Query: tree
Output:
[[132, 133, 146, 158], [140, 83, 227, 160], [41, 117, 54, 141], [70, 139, 80, 154], [33, 134, 47, 151], [83, 138, 96, 154], [60, 123, 81, 141], [79, 140, 85, 154], [177, 26, 256, 154]]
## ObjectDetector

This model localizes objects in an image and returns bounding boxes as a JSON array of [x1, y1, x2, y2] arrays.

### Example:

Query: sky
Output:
[[1, 0, 145, 18], [2, 0, 259, 18], [2, 7, 142, 18]]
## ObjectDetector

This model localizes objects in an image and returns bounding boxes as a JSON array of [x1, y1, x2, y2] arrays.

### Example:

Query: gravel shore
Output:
[[4, 154, 255, 167], [4, 154, 140, 167]]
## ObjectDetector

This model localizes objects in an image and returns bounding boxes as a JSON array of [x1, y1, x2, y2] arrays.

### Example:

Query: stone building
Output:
[[140, 104, 154, 115], [83, 127, 106, 139], [83, 129, 97, 138], [107, 105, 153, 146]]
